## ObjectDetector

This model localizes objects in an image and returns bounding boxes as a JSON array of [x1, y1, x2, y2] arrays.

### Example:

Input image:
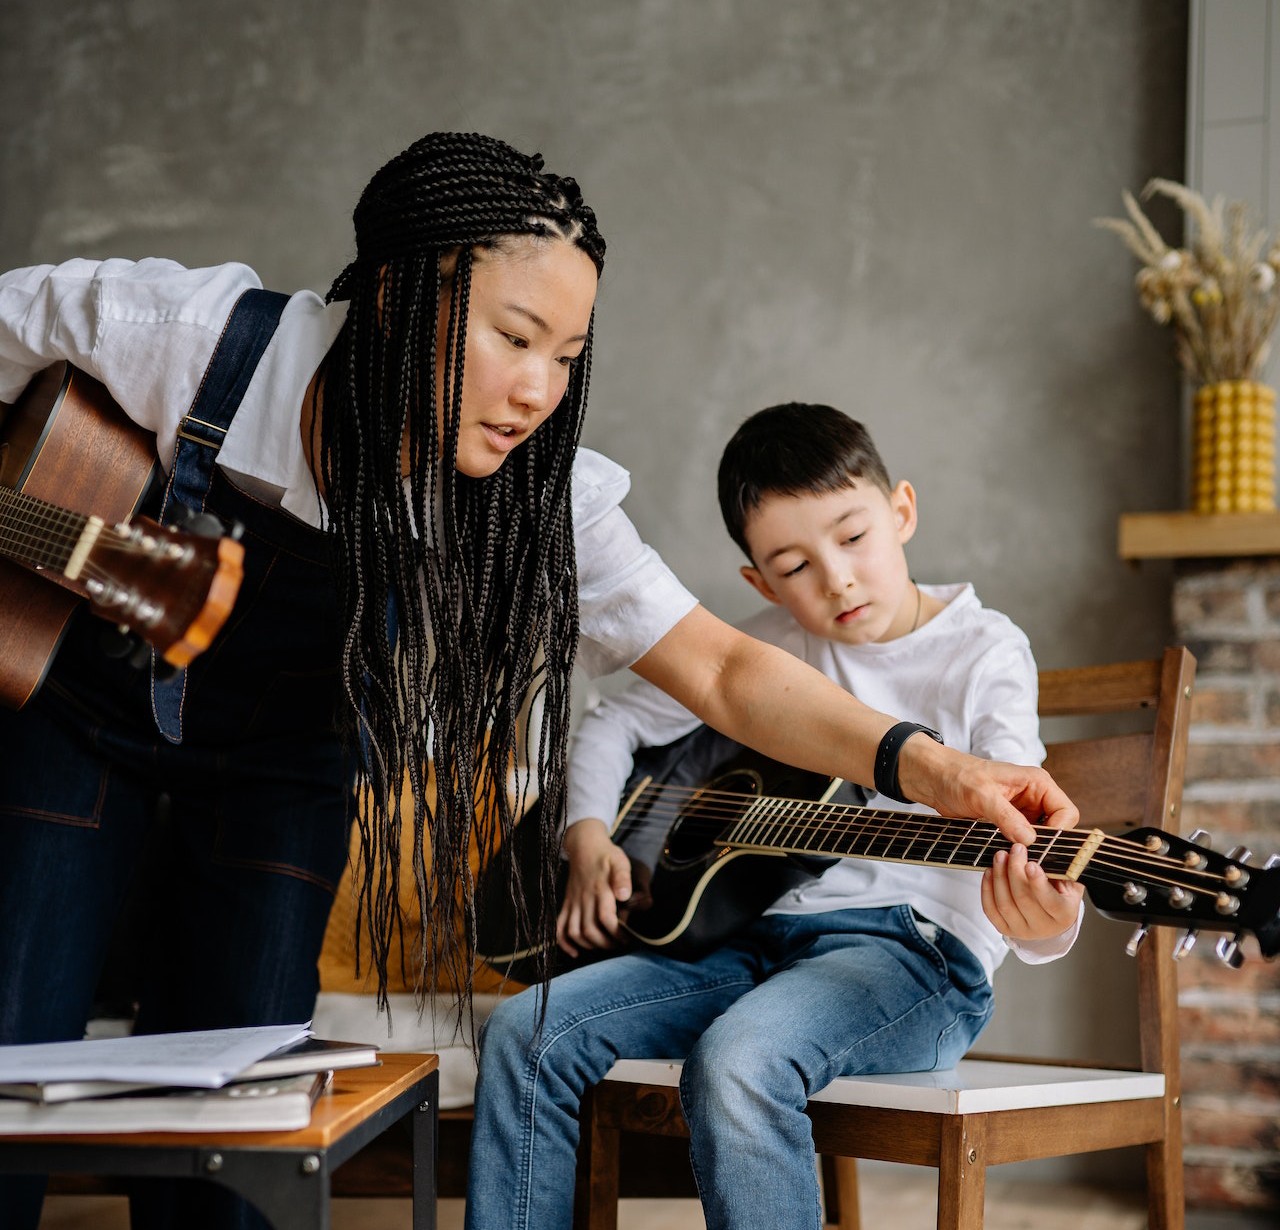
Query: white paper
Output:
[[0, 1023, 311, 1089]]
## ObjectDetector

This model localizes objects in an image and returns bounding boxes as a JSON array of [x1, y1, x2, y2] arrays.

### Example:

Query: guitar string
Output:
[[589, 783, 1234, 899], [0, 487, 187, 564], [600, 807, 1228, 901], [0, 489, 194, 602], [0, 507, 145, 565], [615, 778, 1207, 873], [613, 789, 1215, 882], [618, 812, 1214, 891]]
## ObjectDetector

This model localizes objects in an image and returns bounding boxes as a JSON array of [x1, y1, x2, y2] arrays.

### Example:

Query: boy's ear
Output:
[[740, 564, 783, 606], [891, 479, 919, 545]]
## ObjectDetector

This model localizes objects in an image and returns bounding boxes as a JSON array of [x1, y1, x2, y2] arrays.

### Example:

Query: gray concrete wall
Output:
[[0, 0, 1190, 1184]]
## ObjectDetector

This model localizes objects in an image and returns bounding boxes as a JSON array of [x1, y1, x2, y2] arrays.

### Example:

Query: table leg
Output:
[[201, 1147, 329, 1230], [411, 1078, 438, 1230]]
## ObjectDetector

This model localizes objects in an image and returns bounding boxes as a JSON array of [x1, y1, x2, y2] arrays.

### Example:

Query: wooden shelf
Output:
[[1118, 511, 1280, 560]]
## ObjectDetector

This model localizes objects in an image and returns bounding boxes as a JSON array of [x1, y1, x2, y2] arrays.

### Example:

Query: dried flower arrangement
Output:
[[1095, 179, 1280, 384]]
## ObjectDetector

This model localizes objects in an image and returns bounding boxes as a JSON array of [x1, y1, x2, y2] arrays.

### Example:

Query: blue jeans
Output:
[[466, 905, 993, 1230], [0, 474, 351, 1230]]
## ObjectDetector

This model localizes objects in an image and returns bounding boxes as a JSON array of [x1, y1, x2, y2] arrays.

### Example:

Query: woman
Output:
[[0, 132, 1073, 1229]]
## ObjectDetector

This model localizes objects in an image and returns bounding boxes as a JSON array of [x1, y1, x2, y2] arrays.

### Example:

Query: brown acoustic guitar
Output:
[[0, 363, 244, 709]]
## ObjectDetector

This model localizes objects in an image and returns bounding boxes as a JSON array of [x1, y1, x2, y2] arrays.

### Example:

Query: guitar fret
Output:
[[949, 820, 980, 866], [0, 485, 87, 571], [1036, 828, 1062, 872], [812, 800, 839, 854], [750, 798, 780, 848], [974, 825, 1002, 866], [728, 798, 769, 847]]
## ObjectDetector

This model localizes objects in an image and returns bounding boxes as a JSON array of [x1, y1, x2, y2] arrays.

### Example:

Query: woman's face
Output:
[[428, 237, 599, 479]]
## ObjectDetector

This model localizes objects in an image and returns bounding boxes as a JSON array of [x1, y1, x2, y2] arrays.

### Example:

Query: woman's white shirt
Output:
[[0, 258, 696, 676]]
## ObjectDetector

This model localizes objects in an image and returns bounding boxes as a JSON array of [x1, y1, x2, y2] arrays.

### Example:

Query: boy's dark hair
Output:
[[717, 402, 892, 559]]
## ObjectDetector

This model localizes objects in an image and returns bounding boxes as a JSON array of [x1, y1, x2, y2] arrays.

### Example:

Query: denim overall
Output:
[[0, 292, 353, 1230]]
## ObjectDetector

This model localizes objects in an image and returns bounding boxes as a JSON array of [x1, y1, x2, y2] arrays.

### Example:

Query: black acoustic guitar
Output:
[[475, 727, 1280, 985], [0, 364, 244, 709]]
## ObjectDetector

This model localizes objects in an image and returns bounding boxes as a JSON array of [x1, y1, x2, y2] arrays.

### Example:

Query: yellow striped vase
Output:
[[1191, 380, 1277, 512]]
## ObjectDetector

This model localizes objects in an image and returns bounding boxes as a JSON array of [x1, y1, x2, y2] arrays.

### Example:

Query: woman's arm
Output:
[[630, 605, 1077, 844]]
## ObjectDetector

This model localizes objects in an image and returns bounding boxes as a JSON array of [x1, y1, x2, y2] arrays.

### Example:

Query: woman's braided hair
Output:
[[318, 132, 605, 1016]]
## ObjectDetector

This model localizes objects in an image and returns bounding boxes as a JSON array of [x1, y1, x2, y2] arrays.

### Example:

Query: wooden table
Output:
[[0, 1052, 438, 1230]]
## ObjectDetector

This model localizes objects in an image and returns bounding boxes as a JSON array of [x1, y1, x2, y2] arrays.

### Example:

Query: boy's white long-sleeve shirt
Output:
[[565, 583, 1081, 982]]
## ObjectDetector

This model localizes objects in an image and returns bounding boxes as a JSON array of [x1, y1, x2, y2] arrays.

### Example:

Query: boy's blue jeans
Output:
[[466, 904, 994, 1230]]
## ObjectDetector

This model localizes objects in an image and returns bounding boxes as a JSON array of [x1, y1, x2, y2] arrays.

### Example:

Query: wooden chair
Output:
[[575, 646, 1198, 1230]]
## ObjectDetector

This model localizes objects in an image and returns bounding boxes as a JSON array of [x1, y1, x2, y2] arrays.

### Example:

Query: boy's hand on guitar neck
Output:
[[896, 736, 1080, 846], [981, 843, 1085, 942], [557, 819, 635, 957]]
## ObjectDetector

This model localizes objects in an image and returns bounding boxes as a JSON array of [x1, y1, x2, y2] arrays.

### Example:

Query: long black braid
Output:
[[317, 132, 605, 1019]]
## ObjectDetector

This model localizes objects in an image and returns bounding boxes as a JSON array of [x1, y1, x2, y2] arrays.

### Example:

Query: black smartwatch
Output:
[[874, 721, 944, 803]]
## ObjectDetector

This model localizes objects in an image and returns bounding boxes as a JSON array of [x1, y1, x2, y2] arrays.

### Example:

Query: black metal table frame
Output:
[[0, 1066, 438, 1230]]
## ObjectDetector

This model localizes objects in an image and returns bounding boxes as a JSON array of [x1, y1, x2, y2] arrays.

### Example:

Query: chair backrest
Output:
[[1039, 648, 1194, 837], [1036, 646, 1196, 1080]]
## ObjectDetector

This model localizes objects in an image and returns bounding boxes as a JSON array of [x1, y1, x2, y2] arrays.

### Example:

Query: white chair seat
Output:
[[601, 1057, 1165, 1115]]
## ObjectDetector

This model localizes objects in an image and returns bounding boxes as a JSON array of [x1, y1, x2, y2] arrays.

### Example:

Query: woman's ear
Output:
[[891, 479, 919, 545], [740, 564, 782, 606]]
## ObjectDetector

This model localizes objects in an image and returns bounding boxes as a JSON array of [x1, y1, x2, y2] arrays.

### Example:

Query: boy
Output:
[[465, 403, 1084, 1230]]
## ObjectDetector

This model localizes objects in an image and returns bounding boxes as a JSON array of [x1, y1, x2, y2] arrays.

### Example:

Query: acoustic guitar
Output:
[[475, 727, 1280, 984], [0, 364, 244, 709]]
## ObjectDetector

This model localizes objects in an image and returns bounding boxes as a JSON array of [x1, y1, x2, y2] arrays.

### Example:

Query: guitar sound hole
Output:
[[662, 769, 761, 868]]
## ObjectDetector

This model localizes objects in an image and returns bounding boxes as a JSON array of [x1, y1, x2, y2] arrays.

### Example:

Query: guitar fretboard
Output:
[[0, 484, 90, 574], [727, 795, 1079, 876]]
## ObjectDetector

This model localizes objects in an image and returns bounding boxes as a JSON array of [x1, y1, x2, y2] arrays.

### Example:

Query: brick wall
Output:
[[1173, 558, 1280, 1211]]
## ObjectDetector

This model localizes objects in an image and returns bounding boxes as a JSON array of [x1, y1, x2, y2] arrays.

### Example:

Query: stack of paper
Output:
[[0, 1024, 380, 1133]]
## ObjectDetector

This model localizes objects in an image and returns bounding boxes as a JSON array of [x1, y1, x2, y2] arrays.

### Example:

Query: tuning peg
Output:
[[1214, 936, 1245, 969], [172, 502, 228, 539], [1225, 847, 1255, 886], [1265, 854, 1280, 871], [1125, 925, 1149, 957], [1173, 930, 1199, 960], [1182, 829, 1212, 868]]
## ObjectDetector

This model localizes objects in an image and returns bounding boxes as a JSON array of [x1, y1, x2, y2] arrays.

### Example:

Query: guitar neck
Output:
[[727, 794, 1091, 880], [0, 484, 93, 576]]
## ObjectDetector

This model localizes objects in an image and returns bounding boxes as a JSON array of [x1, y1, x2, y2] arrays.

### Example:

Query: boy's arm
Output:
[[632, 606, 1076, 845]]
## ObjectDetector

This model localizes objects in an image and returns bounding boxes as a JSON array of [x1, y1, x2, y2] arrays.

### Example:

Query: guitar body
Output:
[[0, 364, 244, 710], [0, 366, 158, 708], [475, 727, 847, 984]]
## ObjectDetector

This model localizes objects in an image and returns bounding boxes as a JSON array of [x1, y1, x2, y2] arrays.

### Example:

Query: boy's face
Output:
[[740, 479, 920, 645]]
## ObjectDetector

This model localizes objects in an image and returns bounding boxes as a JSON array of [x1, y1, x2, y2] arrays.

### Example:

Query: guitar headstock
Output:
[[1081, 827, 1280, 965], [76, 514, 244, 667]]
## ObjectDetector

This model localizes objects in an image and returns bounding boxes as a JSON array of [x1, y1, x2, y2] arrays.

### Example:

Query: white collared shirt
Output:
[[0, 258, 696, 676]]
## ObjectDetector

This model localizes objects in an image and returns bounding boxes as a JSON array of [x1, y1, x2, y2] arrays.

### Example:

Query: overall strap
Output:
[[151, 287, 290, 743]]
